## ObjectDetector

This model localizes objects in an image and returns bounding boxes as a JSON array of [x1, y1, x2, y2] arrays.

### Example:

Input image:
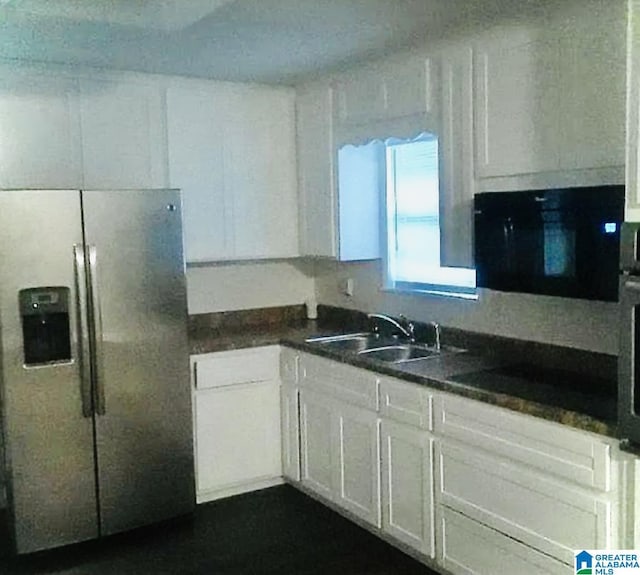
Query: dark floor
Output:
[[0, 485, 437, 574]]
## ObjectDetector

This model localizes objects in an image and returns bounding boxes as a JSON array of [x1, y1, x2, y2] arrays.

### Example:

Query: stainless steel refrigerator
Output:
[[0, 189, 195, 554]]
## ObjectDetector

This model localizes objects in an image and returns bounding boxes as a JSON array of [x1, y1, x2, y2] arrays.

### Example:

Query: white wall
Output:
[[187, 260, 316, 314], [314, 259, 619, 354]]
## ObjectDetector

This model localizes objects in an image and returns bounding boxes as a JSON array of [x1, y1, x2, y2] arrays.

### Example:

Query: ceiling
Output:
[[0, 0, 552, 85]]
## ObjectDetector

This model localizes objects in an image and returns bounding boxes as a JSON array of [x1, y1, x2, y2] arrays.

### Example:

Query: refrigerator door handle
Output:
[[73, 244, 93, 418], [87, 244, 106, 416]]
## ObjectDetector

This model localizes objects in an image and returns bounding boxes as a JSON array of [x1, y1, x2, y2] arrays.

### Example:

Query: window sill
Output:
[[381, 285, 478, 301]]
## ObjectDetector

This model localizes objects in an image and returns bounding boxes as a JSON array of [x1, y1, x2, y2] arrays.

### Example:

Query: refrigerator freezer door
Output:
[[0, 190, 99, 553], [81, 189, 194, 536]]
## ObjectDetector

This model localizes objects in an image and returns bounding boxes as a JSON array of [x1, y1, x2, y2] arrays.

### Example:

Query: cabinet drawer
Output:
[[192, 346, 280, 389], [438, 507, 571, 575], [379, 377, 432, 429], [434, 393, 612, 491], [299, 353, 378, 410], [436, 441, 612, 565]]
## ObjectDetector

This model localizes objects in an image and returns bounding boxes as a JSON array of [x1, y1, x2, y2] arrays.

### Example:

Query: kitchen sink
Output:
[[305, 332, 461, 364], [357, 344, 439, 363], [305, 332, 396, 353]]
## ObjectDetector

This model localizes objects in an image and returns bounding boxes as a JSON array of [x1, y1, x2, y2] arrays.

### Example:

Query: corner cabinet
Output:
[[167, 82, 299, 263], [191, 347, 283, 503]]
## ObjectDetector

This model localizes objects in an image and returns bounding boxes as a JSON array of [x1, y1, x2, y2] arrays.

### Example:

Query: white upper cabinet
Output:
[[226, 86, 298, 259], [474, 29, 561, 178], [439, 45, 475, 269], [79, 78, 167, 189], [334, 53, 433, 126], [167, 84, 230, 262], [475, 2, 626, 181], [0, 69, 83, 189], [558, 1, 626, 171], [627, 0, 640, 219], [167, 82, 299, 263], [296, 83, 337, 258]]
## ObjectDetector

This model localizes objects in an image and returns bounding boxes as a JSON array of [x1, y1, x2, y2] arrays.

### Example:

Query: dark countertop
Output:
[[190, 320, 618, 438]]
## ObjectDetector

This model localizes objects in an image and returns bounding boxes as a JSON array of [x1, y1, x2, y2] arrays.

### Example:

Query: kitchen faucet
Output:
[[429, 321, 441, 352], [367, 313, 415, 341]]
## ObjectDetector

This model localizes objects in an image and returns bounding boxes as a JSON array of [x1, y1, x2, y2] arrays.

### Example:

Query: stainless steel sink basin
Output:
[[305, 332, 394, 353], [305, 331, 465, 364], [357, 344, 439, 363]]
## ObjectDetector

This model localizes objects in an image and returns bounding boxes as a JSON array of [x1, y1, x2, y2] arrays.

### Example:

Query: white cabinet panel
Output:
[[226, 87, 298, 259], [0, 71, 82, 189], [295, 83, 337, 257], [168, 83, 298, 262], [334, 402, 380, 527], [381, 420, 434, 557], [192, 348, 282, 503], [335, 68, 386, 126], [438, 507, 571, 575], [474, 31, 560, 178], [299, 389, 335, 500], [628, 0, 640, 218], [167, 85, 230, 262], [281, 383, 300, 481], [437, 440, 613, 565], [79, 79, 166, 189], [383, 55, 432, 120], [559, 2, 626, 171], [434, 393, 612, 491], [440, 45, 475, 268]]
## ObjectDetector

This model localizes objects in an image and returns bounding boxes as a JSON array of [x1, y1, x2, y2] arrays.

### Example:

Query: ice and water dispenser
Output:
[[19, 287, 71, 366]]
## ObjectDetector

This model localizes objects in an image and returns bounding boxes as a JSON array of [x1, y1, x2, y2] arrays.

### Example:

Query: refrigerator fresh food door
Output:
[[0, 190, 99, 554], [81, 189, 194, 536]]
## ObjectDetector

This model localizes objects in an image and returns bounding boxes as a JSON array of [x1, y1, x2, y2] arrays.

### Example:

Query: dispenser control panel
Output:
[[19, 287, 71, 366]]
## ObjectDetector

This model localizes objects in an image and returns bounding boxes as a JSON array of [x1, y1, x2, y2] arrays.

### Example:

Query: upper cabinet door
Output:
[[167, 84, 230, 263], [0, 70, 83, 189], [335, 68, 386, 126], [79, 78, 167, 190], [383, 55, 433, 120], [474, 30, 561, 178], [296, 83, 337, 257], [558, 2, 626, 171], [226, 86, 299, 259]]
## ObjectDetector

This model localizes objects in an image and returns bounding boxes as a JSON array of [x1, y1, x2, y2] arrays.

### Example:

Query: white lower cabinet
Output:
[[280, 348, 300, 481], [333, 401, 381, 526], [192, 347, 283, 503], [300, 389, 335, 500], [381, 420, 434, 557], [298, 352, 381, 528], [299, 388, 381, 527], [438, 507, 570, 575]]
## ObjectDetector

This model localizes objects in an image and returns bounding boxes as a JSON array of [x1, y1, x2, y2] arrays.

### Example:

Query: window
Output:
[[384, 133, 476, 297]]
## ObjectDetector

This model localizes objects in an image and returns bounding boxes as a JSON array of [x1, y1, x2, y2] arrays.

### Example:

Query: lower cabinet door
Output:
[[281, 384, 300, 481], [299, 389, 335, 500], [381, 420, 434, 557], [438, 507, 571, 575], [194, 380, 282, 501], [334, 402, 381, 527]]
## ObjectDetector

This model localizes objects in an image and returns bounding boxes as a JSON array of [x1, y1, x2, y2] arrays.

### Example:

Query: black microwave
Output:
[[474, 186, 624, 302]]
